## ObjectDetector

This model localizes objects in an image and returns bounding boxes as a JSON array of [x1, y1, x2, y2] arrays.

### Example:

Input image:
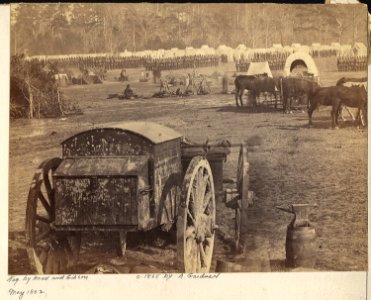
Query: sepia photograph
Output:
[[8, 3, 368, 277]]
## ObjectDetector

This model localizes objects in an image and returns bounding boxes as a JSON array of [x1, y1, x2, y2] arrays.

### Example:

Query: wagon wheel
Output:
[[177, 156, 216, 273], [153, 182, 181, 248], [25, 157, 81, 274], [235, 145, 249, 251]]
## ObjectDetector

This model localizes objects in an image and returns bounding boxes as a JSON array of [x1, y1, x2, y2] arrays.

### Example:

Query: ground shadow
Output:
[[209, 105, 284, 114], [309, 119, 362, 130], [270, 259, 287, 272]]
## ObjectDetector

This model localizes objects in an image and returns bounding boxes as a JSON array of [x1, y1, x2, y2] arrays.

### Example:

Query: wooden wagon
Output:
[[25, 122, 250, 274]]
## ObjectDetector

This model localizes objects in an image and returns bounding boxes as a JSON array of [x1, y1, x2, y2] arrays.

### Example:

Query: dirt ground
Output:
[[8, 63, 367, 274]]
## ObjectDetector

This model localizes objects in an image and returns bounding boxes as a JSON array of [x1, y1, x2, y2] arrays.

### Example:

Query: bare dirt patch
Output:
[[8, 67, 367, 273]]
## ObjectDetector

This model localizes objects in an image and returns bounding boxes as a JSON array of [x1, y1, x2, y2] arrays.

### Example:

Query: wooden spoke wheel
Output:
[[235, 145, 249, 251], [25, 158, 81, 274], [177, 156, 216, 273], [160, 180, 181, 232]]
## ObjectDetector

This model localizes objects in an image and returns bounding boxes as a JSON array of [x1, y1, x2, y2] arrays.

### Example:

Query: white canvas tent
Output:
[[283, 52, 319, 77], [295, 46, 310, 53], [247, 62, 273, 78], [353, 43, 367, 56], [331, 42, 341, 48], [216, 45, 234, 62]]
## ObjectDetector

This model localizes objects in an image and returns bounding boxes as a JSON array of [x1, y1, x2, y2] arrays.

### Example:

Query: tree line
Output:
[[11, 3, 367, 56]]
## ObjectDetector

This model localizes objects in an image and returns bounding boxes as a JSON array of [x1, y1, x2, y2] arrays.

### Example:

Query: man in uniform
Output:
[[123, 84, 137, 99]]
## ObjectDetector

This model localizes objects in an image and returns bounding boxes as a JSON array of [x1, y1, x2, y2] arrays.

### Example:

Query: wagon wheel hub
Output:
[[194, 214, 213, 243]]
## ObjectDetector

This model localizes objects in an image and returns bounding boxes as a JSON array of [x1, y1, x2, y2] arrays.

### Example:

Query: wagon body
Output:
[[25, 121, 249, 275], [53, 122, 183, 232]]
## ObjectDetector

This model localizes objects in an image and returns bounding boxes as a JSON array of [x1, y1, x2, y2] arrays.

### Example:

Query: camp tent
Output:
[[283, 46, 294, 53], [295, 46, 310, 53], [353, 43, 367, 56], [236, 44, 247, 51], [273, 44, 283, 49], [185, 47, 196, 55], [119, 50, 133, 57], [216, 45, 234, 62], [247, 61, 273, 78]]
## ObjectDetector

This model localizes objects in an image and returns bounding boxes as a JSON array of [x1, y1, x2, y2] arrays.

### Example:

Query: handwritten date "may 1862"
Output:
[[9, 288, 45, 300]]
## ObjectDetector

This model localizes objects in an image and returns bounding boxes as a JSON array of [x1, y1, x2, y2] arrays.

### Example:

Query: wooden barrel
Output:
[[286, 224, 317, 268]]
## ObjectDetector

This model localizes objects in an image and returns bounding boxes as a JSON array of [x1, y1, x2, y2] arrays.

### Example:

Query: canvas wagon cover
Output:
[[100, 121, 182, 144], [246, 62, 273, 78]]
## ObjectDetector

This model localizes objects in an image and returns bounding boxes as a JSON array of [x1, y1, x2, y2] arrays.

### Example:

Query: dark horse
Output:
[[280, 77, 320, 113], [336, 77, 367, 86], [308, 85, 367, 128], [234, 75, 278, 107], [336, 77, 367, 122]]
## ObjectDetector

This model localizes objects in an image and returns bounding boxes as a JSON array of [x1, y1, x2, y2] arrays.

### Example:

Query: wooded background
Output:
[[11, 3, 368, 56]]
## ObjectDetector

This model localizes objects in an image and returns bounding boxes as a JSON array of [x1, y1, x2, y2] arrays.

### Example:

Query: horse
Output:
[[280, 77, 320, 113], [307, 85, 367, 129], [336, 77, 367, 86], [335, 77, 367, 122], [234, 74, 278, 107]]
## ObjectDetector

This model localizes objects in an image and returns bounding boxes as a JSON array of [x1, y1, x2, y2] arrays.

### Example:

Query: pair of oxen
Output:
[[234, 75, 367, 129]]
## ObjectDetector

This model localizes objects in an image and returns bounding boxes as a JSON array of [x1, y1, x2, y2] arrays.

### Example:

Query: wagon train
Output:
[[25, 122, 251, 274]]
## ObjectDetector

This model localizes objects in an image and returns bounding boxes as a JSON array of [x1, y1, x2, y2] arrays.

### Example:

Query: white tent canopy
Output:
[[295, 46, 310, 53], [283, 52, 319, 77], [247, 62, 273, 78], [353, 43, 367, 56], [216, 45, 234, 62]]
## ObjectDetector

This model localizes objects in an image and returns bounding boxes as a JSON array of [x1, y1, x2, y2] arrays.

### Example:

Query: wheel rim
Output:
[[25, 158, 81, 274], [235, 145, 249, 250], [177, 156, 216, 273], [237, 145, 249, 208]]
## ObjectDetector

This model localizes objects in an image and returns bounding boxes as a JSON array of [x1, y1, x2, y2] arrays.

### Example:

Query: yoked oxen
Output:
[[307, 85, 367, 129], [280, 77, 320, 113], [234, 74, 278, 107]]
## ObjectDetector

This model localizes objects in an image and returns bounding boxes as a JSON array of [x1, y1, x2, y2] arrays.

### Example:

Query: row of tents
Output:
[[27, 42, 367, 63]]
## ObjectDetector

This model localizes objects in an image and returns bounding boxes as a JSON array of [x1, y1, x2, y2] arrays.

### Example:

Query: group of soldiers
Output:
[[144, 55, 219, 71], [337, 55, 367, 72], [235, 51, 290, 72], [220, 54, 229, 63], [33, 55, 148, 71], [310, 49, 337, 58]]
